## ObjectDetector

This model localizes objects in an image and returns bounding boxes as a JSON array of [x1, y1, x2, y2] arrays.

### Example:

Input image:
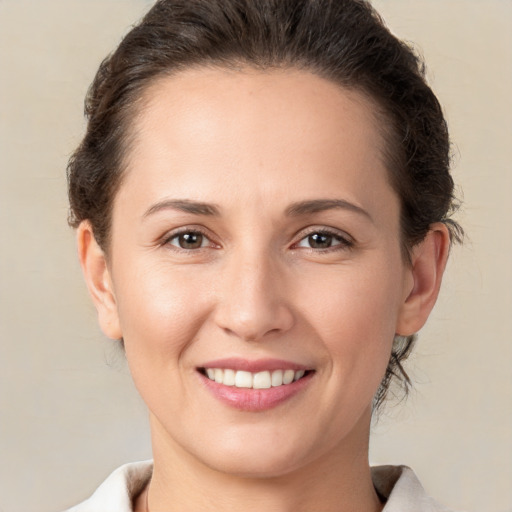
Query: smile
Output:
[[198, 361, 315, 411], [203, 368, 308, 389]]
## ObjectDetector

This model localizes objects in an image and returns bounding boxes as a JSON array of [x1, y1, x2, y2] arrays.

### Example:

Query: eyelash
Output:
[[161, 227, 354, 253]]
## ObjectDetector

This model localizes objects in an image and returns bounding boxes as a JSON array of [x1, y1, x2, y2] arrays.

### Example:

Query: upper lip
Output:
[[199, 357, 312, 373]]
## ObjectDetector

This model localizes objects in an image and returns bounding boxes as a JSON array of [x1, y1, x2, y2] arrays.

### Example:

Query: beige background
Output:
[[0, 1, 510, 511]]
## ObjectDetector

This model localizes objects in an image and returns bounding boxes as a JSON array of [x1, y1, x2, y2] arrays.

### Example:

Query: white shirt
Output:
[[63, 461, 456, 511]]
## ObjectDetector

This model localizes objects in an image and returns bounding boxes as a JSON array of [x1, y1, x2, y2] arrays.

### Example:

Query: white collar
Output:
[[64, 461, 455, 511]]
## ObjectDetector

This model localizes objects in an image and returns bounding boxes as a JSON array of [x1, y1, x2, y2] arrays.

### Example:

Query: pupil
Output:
[[309, 233, 332, 248], [179, 232, 202, 249]]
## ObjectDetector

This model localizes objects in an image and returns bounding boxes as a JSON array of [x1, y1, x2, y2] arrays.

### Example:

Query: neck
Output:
[[141, 409, 382, 512]]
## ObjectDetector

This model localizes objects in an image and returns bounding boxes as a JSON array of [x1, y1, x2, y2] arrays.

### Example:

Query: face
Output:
[[91, 68, 419, 477]]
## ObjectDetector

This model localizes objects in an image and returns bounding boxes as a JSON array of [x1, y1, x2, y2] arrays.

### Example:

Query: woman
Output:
[[65, 0, 461, 510]]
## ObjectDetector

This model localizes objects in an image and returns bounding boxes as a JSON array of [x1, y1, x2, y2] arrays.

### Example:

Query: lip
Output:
[[199, 357, 311, 373], [197, 358, 314, 412]]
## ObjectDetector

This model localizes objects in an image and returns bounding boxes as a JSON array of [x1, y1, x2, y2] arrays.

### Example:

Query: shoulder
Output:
[[61, 460, 153, 512], [372, 465, 463, 512]]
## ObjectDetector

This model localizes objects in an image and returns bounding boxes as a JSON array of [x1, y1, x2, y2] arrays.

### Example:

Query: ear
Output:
[[396, 223, 451, 336], [77, 221, 122, 340]]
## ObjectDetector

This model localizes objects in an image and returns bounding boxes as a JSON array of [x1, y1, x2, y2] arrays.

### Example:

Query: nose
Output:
[[213, 250, 295, 342]]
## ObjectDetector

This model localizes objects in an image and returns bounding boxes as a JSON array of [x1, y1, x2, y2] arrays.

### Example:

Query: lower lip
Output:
[[199, 372, 314, 412]]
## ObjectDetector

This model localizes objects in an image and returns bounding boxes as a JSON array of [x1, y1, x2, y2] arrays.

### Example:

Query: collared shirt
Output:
[[63, 461, 456, 511]]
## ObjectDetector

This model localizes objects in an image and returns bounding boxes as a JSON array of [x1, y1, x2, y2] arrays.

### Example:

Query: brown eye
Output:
[[296, 230, 352, 250], [308, 233, 333, 249], [169, 231, 207, 249]]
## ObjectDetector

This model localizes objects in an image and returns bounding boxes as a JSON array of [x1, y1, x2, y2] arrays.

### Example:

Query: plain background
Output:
[[0, 1, 511, 511]]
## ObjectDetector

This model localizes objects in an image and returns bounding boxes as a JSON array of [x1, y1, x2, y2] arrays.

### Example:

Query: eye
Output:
[[295, 230, 352, 250], [167, 230, 212, 250]]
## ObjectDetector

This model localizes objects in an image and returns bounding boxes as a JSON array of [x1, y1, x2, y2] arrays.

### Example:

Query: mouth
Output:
[[196, 360, 315, 411]]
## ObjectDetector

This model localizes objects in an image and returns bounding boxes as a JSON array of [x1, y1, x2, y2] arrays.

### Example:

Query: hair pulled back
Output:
[[67, 0, 462, 408]]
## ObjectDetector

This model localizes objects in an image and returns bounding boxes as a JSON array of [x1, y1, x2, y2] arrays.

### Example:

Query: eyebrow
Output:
[[285, 199, 373, 221], [143, 199, 220, 218], [143, 198, 372, 222]]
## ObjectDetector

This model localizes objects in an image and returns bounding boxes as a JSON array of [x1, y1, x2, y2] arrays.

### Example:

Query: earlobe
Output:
[[77, 221, 122, 340], [396, 223, 451, 336]]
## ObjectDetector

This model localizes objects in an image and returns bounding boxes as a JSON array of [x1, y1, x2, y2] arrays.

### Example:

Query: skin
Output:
[[78, 67, 450, 512]]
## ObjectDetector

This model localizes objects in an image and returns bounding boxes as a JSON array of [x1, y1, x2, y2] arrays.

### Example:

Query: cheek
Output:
[[111, 261, 219, 421], [296, 258, 403, 392], [112, 260, 212, 365]]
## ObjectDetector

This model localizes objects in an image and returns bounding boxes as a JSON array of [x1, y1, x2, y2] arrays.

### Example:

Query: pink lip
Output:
[[199, 357, 311, 373]]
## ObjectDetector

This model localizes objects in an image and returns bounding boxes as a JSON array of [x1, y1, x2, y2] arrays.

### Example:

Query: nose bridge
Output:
[[214, 242, 293, 341]]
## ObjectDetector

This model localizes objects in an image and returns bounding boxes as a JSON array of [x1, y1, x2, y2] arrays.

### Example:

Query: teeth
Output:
[[204, 368, 307, 388], [294, 370, 305, 381], [253, 371, 271, 389], [235, 370, 253, 388], [271, 369, 283, 387], [223, 369, 236, 386], [283, 369, 295, 384]]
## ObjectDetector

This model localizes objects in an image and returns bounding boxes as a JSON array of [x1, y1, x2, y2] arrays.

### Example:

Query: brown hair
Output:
[[67, 0, 462, 408]]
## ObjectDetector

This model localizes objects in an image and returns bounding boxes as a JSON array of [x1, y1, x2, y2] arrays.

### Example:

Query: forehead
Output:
[[118, 66, 397, 219], [134, 66, 384, 153]]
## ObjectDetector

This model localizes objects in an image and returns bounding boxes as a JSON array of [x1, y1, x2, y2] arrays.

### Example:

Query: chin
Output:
[[204, 448, 307, 479], [186, 425, 321, 479]]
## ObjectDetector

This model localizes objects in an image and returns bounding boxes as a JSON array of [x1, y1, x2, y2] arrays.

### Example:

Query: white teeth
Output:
[[271, 369, 283, 387], [204, 368, 307, 388], [223, 369, 236, 386], [214, 368, 224, 384], [253, 371, 271, 389], [235, 370, 253, 388], [283, 369, 295, 385], [294, 370, 305, 381]]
